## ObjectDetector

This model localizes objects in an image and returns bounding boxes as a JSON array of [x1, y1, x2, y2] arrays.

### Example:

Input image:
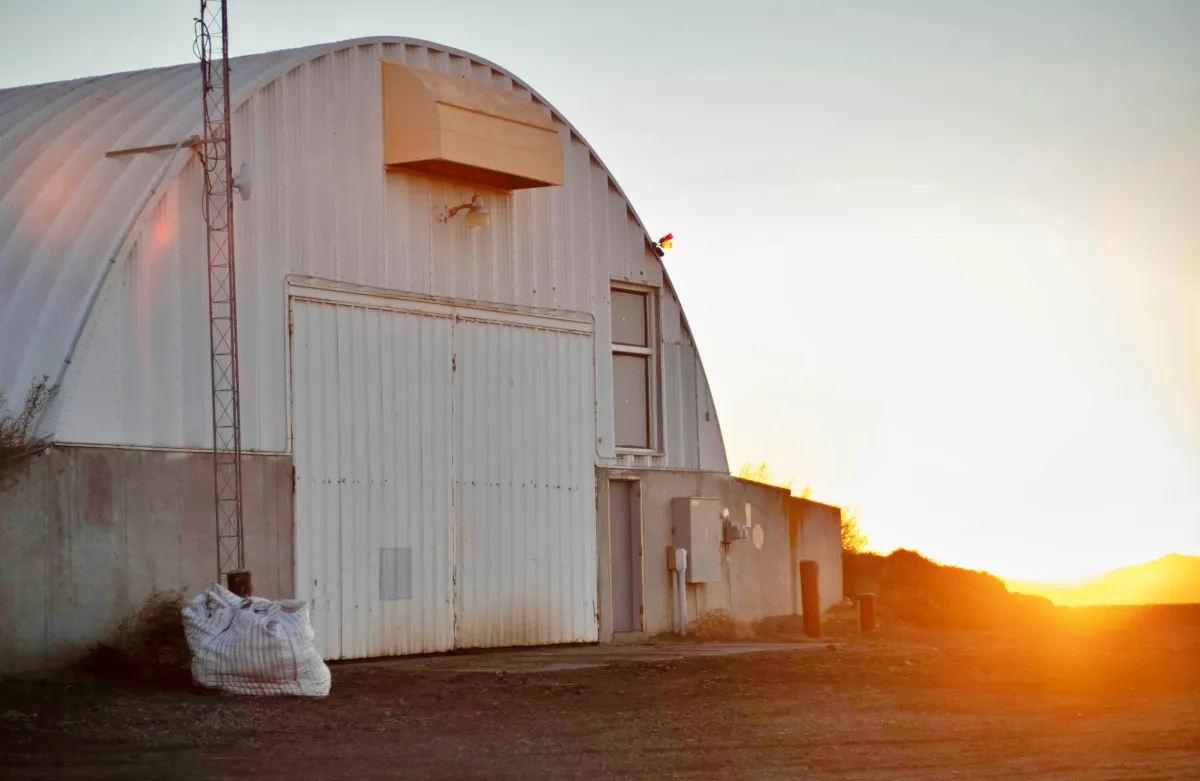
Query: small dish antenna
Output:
[[233, 163, 251, 202]]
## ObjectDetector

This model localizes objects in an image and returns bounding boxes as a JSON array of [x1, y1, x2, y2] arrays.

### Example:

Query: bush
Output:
[[0, 376, 59, 489], [76, 590, 193, 688]]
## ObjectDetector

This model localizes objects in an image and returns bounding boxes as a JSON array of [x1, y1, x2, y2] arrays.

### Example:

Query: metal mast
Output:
[[197, 0, 245, 584]]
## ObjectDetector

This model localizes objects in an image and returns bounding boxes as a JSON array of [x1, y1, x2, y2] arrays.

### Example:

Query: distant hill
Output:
[[843, 549, 1057, 630], [1006, 554, 1200, 607]]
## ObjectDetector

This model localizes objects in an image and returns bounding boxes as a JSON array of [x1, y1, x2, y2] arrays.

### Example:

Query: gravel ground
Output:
[[1, 619, 1197, 779]]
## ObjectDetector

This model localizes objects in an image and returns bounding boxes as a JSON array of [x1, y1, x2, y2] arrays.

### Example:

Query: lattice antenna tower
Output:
[[197, 0, 245, 582]]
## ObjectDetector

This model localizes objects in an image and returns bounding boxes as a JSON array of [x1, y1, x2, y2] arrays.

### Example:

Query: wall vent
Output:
[[380, 547, 412, 600]]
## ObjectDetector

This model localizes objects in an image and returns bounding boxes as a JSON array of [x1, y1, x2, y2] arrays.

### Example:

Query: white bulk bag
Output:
[[182, 583, 331, 697]]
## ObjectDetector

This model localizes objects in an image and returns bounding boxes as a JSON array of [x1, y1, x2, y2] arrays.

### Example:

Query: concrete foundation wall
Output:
[[791, 498, 845, 613], [597, 469, 816, 639], [0, 445, 294, 675]]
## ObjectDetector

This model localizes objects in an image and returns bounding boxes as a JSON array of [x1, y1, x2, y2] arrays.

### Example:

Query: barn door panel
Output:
[[452, 317, 598, 648], [291, 299, 454, 659]]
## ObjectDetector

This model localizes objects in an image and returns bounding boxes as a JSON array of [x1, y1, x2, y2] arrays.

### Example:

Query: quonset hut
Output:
[[0, 38, 843, 672]]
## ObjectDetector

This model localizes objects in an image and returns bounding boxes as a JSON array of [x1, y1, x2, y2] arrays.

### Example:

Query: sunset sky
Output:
[[2, 0, 1197, 581]]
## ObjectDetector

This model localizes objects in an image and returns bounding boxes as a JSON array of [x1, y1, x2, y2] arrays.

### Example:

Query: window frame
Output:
[[610, 281, 663, 455]]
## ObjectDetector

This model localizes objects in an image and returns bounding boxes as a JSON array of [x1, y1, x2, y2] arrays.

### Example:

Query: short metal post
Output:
[[226, 570, 253, 598], [857, 592, 876, 633], [799, 560, 821, 638]]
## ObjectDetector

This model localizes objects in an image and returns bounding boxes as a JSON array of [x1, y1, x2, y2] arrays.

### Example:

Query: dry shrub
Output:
[[843, 549, 1058, 631], [76, 590, 193, 688], [0, 376, 59, 490], [688, 609, 750, 641]]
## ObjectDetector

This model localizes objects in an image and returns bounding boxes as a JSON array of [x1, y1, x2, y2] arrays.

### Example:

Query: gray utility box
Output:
[[672, 497, 723, 583]]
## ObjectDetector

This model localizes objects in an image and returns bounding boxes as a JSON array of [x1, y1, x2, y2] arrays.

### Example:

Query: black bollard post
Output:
[[799, 560, 821, 638], [857, 593, 876, 633]]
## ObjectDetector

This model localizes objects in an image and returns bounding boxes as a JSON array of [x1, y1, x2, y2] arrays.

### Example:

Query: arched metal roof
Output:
[[0, 37, 665, 409]]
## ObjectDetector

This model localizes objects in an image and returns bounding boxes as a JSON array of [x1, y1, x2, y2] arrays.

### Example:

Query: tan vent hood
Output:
[[382, 59, 563, 191]]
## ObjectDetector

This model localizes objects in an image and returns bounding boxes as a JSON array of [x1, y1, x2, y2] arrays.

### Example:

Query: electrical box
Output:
[[672, 497, 722, 583], [723, 520, 749, 543]]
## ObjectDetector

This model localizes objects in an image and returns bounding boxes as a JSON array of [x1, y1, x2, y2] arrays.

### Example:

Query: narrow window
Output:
[[611, 286, 657, 450]]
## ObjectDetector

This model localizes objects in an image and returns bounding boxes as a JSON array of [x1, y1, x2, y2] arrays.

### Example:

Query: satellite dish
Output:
[[233, 162, 251, 201]]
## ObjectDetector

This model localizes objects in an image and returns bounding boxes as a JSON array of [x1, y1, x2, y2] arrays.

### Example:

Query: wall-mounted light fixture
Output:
[[447, 195, 490, 231]]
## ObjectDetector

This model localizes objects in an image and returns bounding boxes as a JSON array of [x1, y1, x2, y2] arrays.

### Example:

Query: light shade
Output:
[[466, 196, 490, 231]]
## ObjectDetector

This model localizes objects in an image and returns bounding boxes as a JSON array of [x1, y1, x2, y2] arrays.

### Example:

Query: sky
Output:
[[2, 0, 1197, 581]]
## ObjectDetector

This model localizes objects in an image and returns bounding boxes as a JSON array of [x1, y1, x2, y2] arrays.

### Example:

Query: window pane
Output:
[[611, 290, 647, 347], [613, 354, 650, 449]]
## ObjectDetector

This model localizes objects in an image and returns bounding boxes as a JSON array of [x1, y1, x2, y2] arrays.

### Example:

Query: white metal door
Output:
[[291, 299, 455, 659], [453, 317, 598, 648], [291, 289, 597, 658]]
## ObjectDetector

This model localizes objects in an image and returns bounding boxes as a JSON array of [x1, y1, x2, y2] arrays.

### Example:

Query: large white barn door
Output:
[[291, 299, 455, 660], [291, 290, 596, 659], [453, 317, 598, 648]]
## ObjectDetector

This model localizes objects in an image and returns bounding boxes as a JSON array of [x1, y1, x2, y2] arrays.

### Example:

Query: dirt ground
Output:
[[2, 619, 1197, 780]]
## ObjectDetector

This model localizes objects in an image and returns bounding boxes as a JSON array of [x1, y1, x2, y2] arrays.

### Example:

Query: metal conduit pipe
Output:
[[673, 569, 679, 635], [682, 569, 689, 636], [673, 569, 679, 634], [672, 548, 689, 636], [42, 136, 198, 428]]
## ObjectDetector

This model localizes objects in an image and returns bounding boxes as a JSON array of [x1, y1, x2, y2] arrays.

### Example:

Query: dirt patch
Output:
[[75, 590, 193, 689], [687, 609, 751, 641], [3, 612, 1198, 779], [750, 601, 905, 641], [750, 613, 810, 640]]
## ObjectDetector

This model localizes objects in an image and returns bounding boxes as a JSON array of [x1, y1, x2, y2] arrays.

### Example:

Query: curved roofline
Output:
[[18, 36, 715, 453], [119, 36, 662, 274], [236, 37, 657, 241], [79, 36, 682, 378]]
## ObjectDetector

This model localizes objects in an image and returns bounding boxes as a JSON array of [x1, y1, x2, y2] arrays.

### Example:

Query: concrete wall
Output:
[[597, 469, 824, 639], [790, 498, 845, 614], [0, 445, 294, 675]]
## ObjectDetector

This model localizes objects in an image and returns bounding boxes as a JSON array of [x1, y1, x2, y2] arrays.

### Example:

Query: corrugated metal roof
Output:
[[2, 37, 727, 474], [0, 44, 306, 405], [0, 37, 667, 408]]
